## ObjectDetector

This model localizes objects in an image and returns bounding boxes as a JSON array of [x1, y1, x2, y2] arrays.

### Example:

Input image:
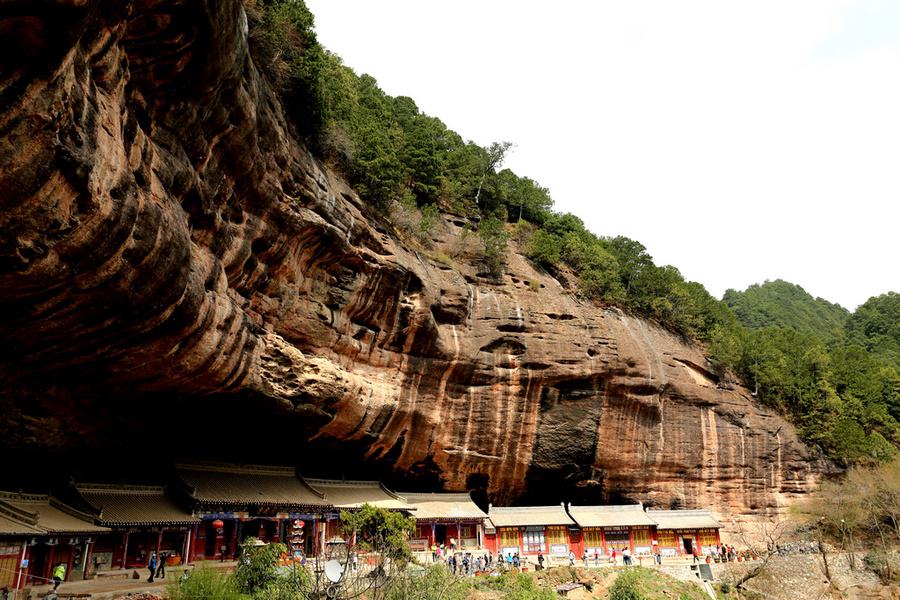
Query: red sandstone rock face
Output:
[[0, 1, 823, 521]]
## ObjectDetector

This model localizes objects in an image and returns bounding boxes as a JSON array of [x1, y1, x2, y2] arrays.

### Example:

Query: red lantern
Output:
[[212, 519, 225, 530], [297, 521, 305, 528]]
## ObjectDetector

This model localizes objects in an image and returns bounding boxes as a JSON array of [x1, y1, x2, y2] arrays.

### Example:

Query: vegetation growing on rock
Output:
[[246, 0, 898, 467]]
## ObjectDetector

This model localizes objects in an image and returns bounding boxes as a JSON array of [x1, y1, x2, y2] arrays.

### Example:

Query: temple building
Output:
[[175, 463, 329, 561], [645, 509, 723, 557], [304, 479, 413, 547], [0, 492, 109, 591], [484, 504, 577, 559], [398, 492, 487, 552], [567, 504, 657, 557], [73, 484, 199, 571]]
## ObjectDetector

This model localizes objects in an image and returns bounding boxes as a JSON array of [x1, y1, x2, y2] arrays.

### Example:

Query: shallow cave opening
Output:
[[0, 386, 394, 493]]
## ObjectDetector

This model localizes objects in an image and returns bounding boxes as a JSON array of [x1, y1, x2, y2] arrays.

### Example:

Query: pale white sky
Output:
[[306, 0, 899, 310]]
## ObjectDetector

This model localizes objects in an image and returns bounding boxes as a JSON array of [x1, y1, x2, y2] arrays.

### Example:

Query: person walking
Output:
[[583, 549, 589, 568], [594, 549, 600, 567], [610, 548, 617, 565], [623, 547, 631, 566], [147, 553, 157, 583], [156, 552, 166, 579], [568, 550, 575, 566], [537, 552, 545, 571], [51, 562, 66, 590], [692, 545, 700, 564]]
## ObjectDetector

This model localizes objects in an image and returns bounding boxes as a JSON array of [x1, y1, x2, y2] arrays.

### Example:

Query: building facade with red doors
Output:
[[567, 504, 657, 558], [0, 492, 109, 592], [399, 492, 487, 554], [484, 504, 578, 560], [175, 463, 330, 561], [645, 509, 722, 557], [73, 484, 200, 572]]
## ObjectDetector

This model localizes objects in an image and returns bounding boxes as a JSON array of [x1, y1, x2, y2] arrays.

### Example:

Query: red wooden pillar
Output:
[[121, 532, 130, 569], [601, 529, 607, 555], [44, 544, 55, 585], [156, 530, 163, 559], [628, 528, 634, 554], [84, 540, 94, 579], [66, 543, 74, 581]]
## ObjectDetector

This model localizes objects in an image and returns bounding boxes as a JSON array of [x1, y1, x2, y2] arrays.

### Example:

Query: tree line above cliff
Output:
[[245, 0, 899, 467]]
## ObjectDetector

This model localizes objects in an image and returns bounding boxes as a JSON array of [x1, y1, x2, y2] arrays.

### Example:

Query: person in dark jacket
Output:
[[155, 552, 166, 579], [147, 553, 157, 583]]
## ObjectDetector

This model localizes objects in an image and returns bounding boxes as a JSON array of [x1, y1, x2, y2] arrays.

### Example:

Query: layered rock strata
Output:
[[0, 0, 822, 520]]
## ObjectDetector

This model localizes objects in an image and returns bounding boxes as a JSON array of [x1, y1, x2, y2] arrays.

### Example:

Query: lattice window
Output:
[[632, 527, 651, 546], [656, 529, 677, 547], [583, 528, 603, 549], [604, 528, 629, 551], [524, 528, 545, 553], [698, 528, 719, 547], [0, 546, 19, 589], [499, 528, 519, 548], [545, 526, 566, 545]]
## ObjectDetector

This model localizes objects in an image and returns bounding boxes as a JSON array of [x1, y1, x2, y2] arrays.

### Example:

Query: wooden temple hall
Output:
[[0, 461, 724, 591], [483, 503, 723, 559]]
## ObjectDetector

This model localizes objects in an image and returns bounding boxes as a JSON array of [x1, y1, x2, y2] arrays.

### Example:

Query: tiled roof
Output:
[[399, 492, 487, 520], [177, 463, 328, 507], [77, 484, 200, 526], [646, 509, 722, 530], [0, 512, 43, 535], [305, 479, 412, 511], [0, 492, 109, 535], [567, 504, 656, 528], [488, 504, 575, 528]]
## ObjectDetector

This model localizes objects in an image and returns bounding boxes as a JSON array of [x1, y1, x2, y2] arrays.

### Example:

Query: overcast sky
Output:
[[305, 0, 899, 310]]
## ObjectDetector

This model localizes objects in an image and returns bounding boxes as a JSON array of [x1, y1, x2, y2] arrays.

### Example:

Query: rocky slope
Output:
[[0, 0, 823, 520]]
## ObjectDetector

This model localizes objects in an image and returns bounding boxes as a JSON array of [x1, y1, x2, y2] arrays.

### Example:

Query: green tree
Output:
[[526, 229, 563, 269], [474, 141, 512, 208], [478, 213, 510, 278], [232, 539, 291, 598], [248, 0, 327, 139], [341, 503, 415, 562]]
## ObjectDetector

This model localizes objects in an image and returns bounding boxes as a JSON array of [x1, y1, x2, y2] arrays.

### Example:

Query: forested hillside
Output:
[[248, 0, 899, 466], [723, 280, 849, 344]]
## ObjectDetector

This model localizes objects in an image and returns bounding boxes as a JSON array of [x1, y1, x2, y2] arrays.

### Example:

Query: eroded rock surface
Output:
[[0, 0, 823, 521]]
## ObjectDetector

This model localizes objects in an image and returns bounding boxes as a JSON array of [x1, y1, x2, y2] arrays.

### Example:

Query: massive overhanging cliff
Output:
[[0, 1, 823, 520]]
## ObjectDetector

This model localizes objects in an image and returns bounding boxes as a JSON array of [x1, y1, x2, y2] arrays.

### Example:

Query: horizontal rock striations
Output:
[[0, 0, 823, 520]]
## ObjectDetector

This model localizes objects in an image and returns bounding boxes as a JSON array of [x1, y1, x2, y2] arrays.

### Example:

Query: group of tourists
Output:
[[709, 544, 738, 563], [447, 551, 492, 575]]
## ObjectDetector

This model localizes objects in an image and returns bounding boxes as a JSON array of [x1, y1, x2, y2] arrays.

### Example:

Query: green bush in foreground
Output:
[[473, 571, 557, 600], [167, 563, 249, 600], [609, 568, 646, 600]]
